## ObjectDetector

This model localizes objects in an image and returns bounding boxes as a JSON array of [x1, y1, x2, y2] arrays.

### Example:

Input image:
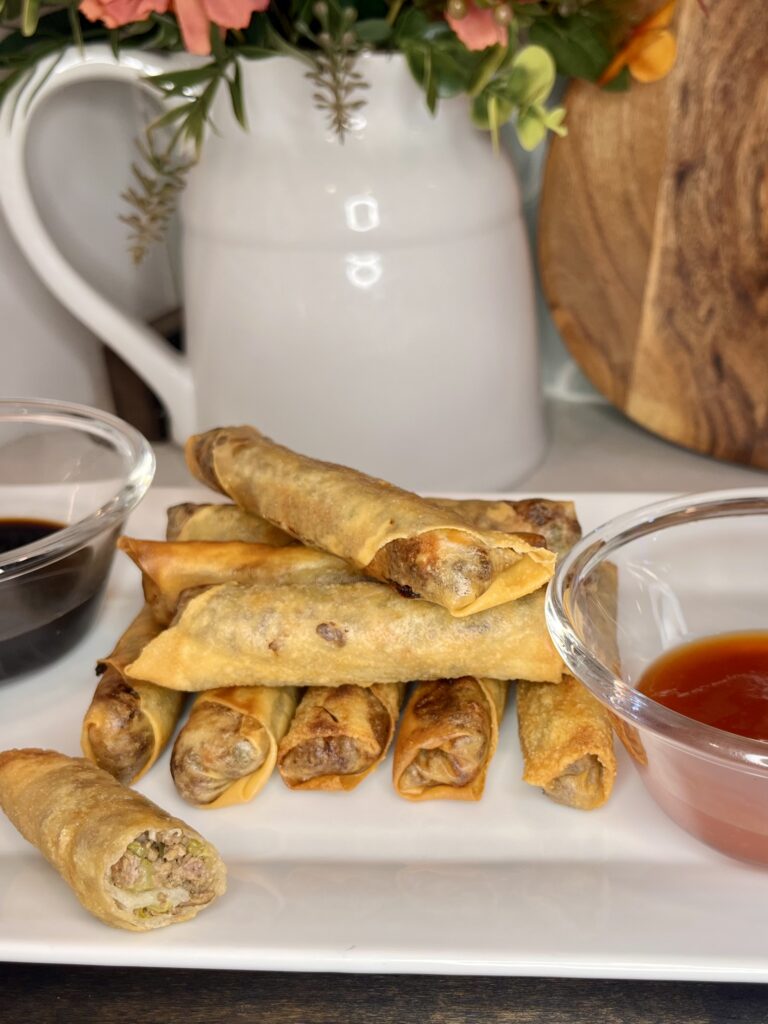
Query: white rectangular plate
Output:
[[1, 488, 767, 980]]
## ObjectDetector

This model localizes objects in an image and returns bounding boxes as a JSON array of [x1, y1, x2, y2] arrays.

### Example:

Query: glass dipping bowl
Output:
[[0, 399, 155, 681], [546, 489, 768, 865]]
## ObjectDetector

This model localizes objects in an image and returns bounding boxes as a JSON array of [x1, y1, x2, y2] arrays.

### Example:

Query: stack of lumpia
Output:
[[85, 423, 614, 813]]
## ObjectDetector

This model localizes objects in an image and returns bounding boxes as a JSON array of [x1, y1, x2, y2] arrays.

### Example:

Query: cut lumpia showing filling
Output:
[[279, 686, 390, 783], [543, 754, 604, 809], [171, 703, 270, 805], [399, 678, 491, 792], [109, 828, 218, 919]]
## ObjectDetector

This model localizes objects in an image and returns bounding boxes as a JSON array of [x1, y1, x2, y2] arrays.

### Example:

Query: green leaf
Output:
[[396, 10, 488, 102], [237, 44, 277, 58], [109, 28, 120, 58], [468, 44, 507, 99], [511, 45, 556, 106], [528, 15, 611, 82], [471, 90, 515, 131], [67, 4, 84, 52], [424, 47, 436, 113], [514, 102, 566, 150], [210, 27, 227, 62], [515, 106, 548, 150], [355, 18, 392, 43], [149, 101, 194, 133], [180, 76, 220, 151], [21, 0, 41, 37], [137, 12, 181, 49], [228, 59, 247, 129], [148, 65, 219, 93], [541, 104, 567, 136]]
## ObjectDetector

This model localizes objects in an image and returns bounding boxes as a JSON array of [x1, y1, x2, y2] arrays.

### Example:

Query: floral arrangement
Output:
[[0, 0, 677, 258]]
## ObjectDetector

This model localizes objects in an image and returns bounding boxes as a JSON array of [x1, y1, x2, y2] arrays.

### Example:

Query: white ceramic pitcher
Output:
[[0, 46, 544, 490]]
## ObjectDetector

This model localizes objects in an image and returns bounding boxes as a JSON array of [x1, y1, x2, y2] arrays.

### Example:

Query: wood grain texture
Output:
[[1, 966, 768, 1024], [539, 76, 669, 409], [539, 0, 768, 467]]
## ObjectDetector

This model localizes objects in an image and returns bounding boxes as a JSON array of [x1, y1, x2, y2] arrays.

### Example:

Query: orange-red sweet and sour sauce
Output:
[[633, 633, 768, 864], [637, 632, 768, 741]]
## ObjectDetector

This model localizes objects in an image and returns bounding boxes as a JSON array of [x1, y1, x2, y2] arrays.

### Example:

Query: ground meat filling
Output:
[[370, 530, 500, 606], [400, 679, 491, 792], [279, 686, 390, 782], [546, 755, 603, 808], [109, 829, 216, 919], [171, 703, 270, 805], [402, 732, 489, 791]]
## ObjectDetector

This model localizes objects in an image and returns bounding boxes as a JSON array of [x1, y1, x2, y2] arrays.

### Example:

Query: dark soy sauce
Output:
[[0, 518, 63, 554], [0, 518, 115, 681]]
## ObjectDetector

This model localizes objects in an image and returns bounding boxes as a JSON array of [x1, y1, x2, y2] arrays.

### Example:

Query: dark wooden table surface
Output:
[[1, 965, 767, 1023]]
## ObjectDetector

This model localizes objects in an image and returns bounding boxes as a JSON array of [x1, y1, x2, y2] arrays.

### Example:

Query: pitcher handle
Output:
[[0, 44, 196, 442]]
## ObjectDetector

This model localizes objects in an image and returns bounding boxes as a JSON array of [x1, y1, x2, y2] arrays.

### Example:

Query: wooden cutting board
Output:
[[539, 0, 768, 467]]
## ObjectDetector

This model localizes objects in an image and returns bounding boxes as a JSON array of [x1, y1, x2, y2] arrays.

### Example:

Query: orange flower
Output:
[[79, 0, 168, 29], [172, 0, 269, 55], [598, 0, 677, 87], [80, 0, 270, 55]]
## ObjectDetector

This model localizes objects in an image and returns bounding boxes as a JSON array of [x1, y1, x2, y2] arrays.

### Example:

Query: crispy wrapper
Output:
[[431, 498, 581, 560], [277, 683, 405, 791], [0, 749, 226, 931], [171, 686, 299, 808], [166, 502, 294, 545], [81, 605, 185, 785], [119, 537, 361, 625], [393, 678, 509, 801], [185, 426, 555, 616], [166, 499, 578, 554], [517, 675, 617, 810], [126, 582, 562, 691]]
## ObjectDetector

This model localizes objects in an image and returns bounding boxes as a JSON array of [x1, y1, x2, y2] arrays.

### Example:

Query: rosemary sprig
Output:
[[300, 1, 368, 141], [119, 136, 195, 265], [118, 55, 241, 262]]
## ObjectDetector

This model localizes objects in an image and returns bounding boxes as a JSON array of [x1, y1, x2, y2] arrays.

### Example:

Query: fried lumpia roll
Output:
[[81, 605, 185, 785], [166, 502, 294, 545], [127, 582, 562, 691], [432, 498, 581, 560], [119, 538, 362, 625], [277, 683, 405, 790], [171, 686, 299, 808], [0, 749, 226, 931], [393, 678, 508, 801], [185, 426, 555, 616], [517, 675, 617, 810], [167, 499, 579, 554]]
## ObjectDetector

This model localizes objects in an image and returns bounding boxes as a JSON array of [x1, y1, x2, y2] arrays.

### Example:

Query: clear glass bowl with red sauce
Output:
[[0, 399, 154, 680], [546, 490, 768, 866]]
